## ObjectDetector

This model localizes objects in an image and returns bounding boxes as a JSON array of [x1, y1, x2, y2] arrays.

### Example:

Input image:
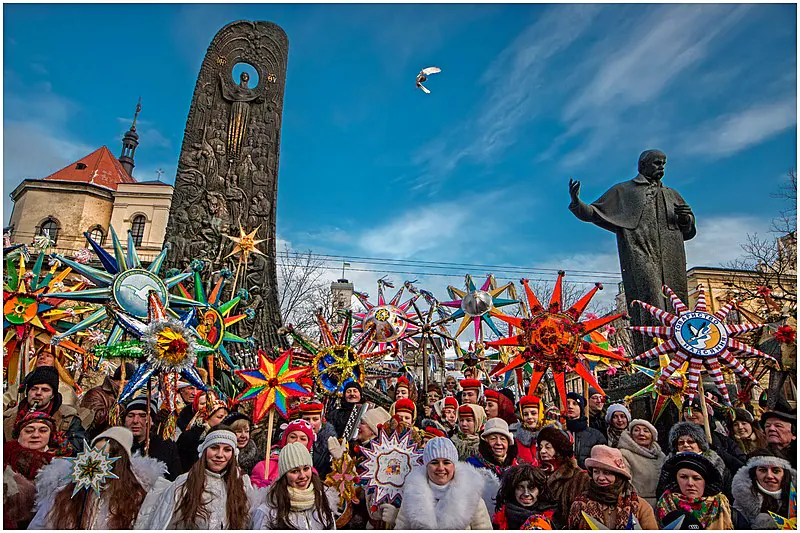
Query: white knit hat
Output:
[[197, 429, 239, 458], [605, 403, 631, 424], [279, 442, 313, 477], [423, 437, 459, 466], [628, 419, 658, 440], [482, 417, 515, 445], [91, 426, 134, 460]]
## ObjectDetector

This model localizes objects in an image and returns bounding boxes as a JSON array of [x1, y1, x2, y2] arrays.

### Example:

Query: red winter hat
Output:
[[460, 379, 482, 391], [396, 376, 411, 390], [423, 426, 446, 438], [444, 396, 459, 410], [394, 398, 416, 416], [279, 419, 316, 450], [298, 401, 324, 416], [484, 389, 500, 401], [458, 405, 475, 417], [520, 395, 542, 408]]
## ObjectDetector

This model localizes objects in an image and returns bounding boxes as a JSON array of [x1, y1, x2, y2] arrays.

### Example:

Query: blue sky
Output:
[[3, 3, 797, 310]]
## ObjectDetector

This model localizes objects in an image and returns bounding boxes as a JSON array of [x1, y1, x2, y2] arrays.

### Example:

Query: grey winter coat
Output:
[[617, 431, 666, 507], [568, 420, 607, 469]]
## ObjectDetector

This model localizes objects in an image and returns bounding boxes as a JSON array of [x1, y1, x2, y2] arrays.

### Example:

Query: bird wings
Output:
[[421, 67, 441, 76]]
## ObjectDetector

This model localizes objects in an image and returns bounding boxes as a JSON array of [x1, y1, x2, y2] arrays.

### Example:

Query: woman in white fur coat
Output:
[[617, 419, 666, 507], [134, 425, 263, 529], [29, 427, 166, 529], [731, 448, 797, 529], [385, 437, 492, 530]]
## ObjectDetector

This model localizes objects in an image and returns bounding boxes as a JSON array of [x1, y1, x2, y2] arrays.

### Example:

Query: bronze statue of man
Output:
[[568, 149, 697, 355]]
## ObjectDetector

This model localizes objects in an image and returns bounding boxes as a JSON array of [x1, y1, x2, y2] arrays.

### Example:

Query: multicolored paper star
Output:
[[770, 482, 796, 529], [486, 273, 626, 411], [625, 352, 689, 422], [441, 274, 518, 341], [631, 284, 778, 405], [352, 279, 421, 353], [360, 429, 423, 506], [234, 348, 310, 421]]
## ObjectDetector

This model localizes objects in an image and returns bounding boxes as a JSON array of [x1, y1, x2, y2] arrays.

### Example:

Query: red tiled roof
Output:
[[43, 146, 136, 190]]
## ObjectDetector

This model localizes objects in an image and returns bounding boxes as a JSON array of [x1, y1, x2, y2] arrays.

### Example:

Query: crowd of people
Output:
[[2, 354, 797, 530]]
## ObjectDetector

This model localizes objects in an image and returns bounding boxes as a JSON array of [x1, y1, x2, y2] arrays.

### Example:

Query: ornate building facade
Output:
[[6, 106, 173, 262]]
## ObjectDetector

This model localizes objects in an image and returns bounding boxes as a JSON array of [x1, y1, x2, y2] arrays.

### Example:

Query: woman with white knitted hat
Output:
[[617, 419, 666, 507], [252, 442, 338, 529], [386, 436, 492, 529], [29, 426, 167, 529], [134, 425, 261, 529]]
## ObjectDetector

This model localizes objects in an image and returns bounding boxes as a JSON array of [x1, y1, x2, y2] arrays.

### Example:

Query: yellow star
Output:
[[224, 226, 267, 259]]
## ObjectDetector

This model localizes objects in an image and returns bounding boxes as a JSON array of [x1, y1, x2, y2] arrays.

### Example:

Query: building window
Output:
[[39, 218, 59, 245], [87, 226, 104, 245], [130, 215, 146, 247]]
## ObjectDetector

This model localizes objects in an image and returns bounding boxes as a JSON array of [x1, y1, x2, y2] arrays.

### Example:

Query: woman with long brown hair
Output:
[[29, 427, 166, 529], [253, 442, 338, 529], [136, 425, 261, 529]]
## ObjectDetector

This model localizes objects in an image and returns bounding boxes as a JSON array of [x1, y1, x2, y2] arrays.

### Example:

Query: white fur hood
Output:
[[399, 461, 488, 529], [731, 455, 796, 529]]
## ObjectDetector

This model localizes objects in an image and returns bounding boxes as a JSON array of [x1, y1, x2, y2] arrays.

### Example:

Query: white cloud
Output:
[[685, 214, 773, 268], [680, 97, 797, 158]]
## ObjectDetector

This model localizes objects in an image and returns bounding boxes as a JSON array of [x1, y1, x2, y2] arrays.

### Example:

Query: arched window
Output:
[[39, 218, 59, 245], [87, 226, 104, 245], [130, 215, 146, 247]]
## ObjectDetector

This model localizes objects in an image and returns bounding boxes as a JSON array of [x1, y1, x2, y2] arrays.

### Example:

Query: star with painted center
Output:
[[630, 284, 778, 406], [352, 279, 421, 353], [440, 274, 518, 342], [486, 272, 626, 412]]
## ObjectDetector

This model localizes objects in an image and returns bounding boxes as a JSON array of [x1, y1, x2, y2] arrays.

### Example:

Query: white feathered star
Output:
[[416, 66, 441, 94]]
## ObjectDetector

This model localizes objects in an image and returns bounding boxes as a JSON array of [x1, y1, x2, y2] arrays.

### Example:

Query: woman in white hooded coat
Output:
[[134, 426, 262, 529], [731, 448, 797, 529], [29, 427, 166, 529], [383, 437, 492, 530]]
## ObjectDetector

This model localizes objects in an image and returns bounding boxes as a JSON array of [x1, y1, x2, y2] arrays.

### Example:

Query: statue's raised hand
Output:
[[569, 178, 581, 204]]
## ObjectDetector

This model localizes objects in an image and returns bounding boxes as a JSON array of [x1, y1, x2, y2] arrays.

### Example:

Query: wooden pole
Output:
[[697, 380, 713, 446], [145, 379, 152, 456], [264, 408, 275, 465]]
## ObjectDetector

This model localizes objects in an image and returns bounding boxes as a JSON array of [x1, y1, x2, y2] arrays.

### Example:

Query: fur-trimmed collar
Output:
[[33, 454, 167, 512], [510, 423, 536, 447], [399, 462, 487, 529], [617, 430, 663, 460], [731, 456, 797, 529]]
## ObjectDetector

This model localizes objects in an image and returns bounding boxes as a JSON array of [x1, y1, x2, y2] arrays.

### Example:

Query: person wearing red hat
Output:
[[251, 419, 317, 488], [453, 404, 486, 460], [393, 376, 413, 401], [389, 398, 417, 426], [484, 389, 517, 426], [299, 401, 336, 480], [511, 395, 545, 466], [421, 425, 447, 445], [460, 379, 482, 405]]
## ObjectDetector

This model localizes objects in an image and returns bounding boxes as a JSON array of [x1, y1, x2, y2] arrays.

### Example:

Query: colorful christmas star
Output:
[[67, 440, 120, 497], [631, 284, 778, 405], [286, 311, 397, 396], [625, 352, 688, 422], [47, 226, 202, 349], [440, 274, 518, 341], [352, 278, 421, 353], [360, 429, 423, 506], [113, 292, 212, 403], [325, 449, 360, 506], [486, 273, 626, 411], [234, 348, 310, 421]]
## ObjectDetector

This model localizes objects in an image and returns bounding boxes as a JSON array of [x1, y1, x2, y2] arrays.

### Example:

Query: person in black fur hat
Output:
[[536, 425, 589, 525], [565, 391, 606, 469], [2, 367, 86, 456]]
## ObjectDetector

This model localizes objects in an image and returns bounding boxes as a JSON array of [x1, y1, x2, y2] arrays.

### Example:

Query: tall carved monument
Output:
[[164, 20, 288, 350]]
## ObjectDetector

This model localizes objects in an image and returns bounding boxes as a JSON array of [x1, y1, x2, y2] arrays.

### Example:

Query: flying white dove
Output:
[[416, 66, 441, 94]]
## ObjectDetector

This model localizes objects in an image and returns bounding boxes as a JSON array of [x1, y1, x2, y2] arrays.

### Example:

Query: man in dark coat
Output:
[[329, 382, 364, 438], [761, 397, 797, 468], [80, 363, 135, 440], [587, 387, 607, 434], [568, 150, 696, 355], [565, 392, 606, 469], [124, 397, 183, 480]]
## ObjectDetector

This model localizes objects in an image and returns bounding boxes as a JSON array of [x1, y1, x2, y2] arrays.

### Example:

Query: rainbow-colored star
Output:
[[234, 348, 310, 421]]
